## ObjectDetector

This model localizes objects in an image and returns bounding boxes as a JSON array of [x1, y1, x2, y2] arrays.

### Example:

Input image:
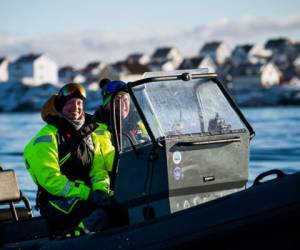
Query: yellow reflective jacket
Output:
[[24, 94, 115, 202], [24, 122, 114, 200]]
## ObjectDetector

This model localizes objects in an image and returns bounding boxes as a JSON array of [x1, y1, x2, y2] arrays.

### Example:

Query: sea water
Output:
[[0, 107, 299, 213]]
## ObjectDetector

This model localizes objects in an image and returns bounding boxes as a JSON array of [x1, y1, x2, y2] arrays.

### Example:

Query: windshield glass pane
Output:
[[132, 78, 247, 138], [112, 93, 151, 152]]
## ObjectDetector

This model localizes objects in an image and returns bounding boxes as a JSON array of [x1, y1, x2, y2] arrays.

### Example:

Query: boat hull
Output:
[[2, 171, 300, 250]]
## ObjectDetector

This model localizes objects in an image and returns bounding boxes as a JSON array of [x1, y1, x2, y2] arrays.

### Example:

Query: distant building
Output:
[[265, 37, 293, 56], [126, 53, 150, 65], [150, 46, 183, 70], [0, 57, 9, 82], [231, 62, 282, 89], [9, 53, 58, 85], [290, 42, 300, 62], [293, 51, 300, 69], [199, 41, 231, 65], [59, 65, 87, 85], [280, 65, 297, 83], [100, 60, 151, 82], [81, 61, 106, 83], [72, 73, 86, 84], [265, 38, 295, 67], [231, 44, 271, 66], [178, 56, 216, 72], [147, 60, 176, 72], [217, 61, 234, 84], [58, 66, 76, 84]]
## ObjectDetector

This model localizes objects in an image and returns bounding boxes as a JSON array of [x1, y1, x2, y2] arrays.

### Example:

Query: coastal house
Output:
[[293, 52, 300, 69], [231, 62, 282, 90], [280, 66, 297, 83], [149, 47, 183, 70], [265, 38, 294, 56], [126, 53, 150, 65], [0, 57, 9, 82], [58, 66, 76, 84], [293, 52, 300, 81], [71, 72, 86, 84], [9, 53, 58, 86], [217, 61, 235, 85], [199, 41, 231, 65], [99, 60, 151, 82], [81, 61, 106, 83], [291, 42, 300, 61], [265, 38, 295, 67], [147, 60, 175, 72], [231, 44, 271, 66], [178, 56, 216, 72], [59, 65, 87, 85]]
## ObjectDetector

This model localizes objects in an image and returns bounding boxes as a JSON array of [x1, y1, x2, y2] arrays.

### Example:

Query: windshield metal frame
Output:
[[127, 72, 255, 147]]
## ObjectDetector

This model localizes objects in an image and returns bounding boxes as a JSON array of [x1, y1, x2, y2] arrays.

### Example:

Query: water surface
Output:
[[0, 107, 299, 212]]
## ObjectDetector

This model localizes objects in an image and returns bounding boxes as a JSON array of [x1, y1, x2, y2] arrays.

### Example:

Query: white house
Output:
[[231, 44, 271, 66], [58, 66, 76, 84], [199, 41, 231, 65], [291, 42, 300, 61], [72, 73, 86, 84], [58, 66, 87, 85], [126, 53, 150, 65], [0, 57, 9, 82], [81, 61, 106, 83], [178, 56, 216, 72], [150, 47, 183, 69], [265, 38, 295, 67], [265, 38, 293, 56], [293, 52, 300, 69], [9, 53, 58, 86], [147, 60, 176, 72], [100, 60, 150, 82], [231, 62, 282, 89]]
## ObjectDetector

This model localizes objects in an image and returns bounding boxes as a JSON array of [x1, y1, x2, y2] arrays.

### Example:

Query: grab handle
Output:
[[177, 137, 240, 147], [253, 169, 287, 186]]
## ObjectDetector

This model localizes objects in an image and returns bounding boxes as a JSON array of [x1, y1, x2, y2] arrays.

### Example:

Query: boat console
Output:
[[111, 69, 254, 223]]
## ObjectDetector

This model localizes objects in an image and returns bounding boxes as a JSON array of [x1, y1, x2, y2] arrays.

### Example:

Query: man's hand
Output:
[[88, 190, 111, 207]]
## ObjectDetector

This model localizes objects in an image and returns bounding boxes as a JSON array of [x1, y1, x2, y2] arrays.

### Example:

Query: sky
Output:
[[1, 0, 300, 67]]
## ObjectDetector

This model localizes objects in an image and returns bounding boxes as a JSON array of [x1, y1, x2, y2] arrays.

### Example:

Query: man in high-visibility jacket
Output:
[[98, 79, 149, 150], [24, 83, 115, 238]]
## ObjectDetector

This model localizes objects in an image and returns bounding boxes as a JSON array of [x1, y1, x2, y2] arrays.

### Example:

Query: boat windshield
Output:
[[132, 77, 248, 139]]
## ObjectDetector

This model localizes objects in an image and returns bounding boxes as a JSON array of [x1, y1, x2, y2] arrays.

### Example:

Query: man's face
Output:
[[62, 97, 84, 120], [110, 94, 130, 119]]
